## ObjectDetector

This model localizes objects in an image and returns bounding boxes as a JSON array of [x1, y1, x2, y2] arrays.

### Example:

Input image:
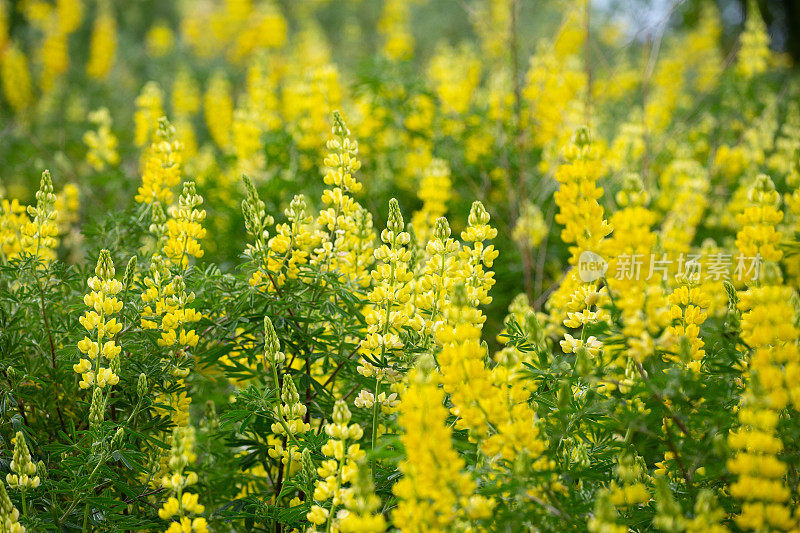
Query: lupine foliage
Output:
[[1, 0, 800, 532]]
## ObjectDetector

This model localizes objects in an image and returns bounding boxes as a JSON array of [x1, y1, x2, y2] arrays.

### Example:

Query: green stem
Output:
[[81, 451, 107, 533], [82, 502, 90, 532], [269, 364, 303, 450], [370, 377, 381, 474]]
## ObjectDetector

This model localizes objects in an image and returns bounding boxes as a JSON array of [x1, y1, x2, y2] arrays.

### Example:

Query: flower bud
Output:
[[204, 400, 219, 431], [332, 110, 349, 138], [300, 449, 315, 492], [468, 200, 490, 227], [95, 249, 115, 280], [137, 373, 148, 398], [123, 256, 137, 290], [264, 316, 284, 365], [433, 217, 450, 241], [572, 125, 592, 147], [112, 427, 124, 449], [332, 399, 352, 426], [89, 387, 104, 427], [387, 198, 404, 235]]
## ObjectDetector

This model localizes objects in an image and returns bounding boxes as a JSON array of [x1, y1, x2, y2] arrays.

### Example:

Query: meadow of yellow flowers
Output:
[[1, 0, 799, 531]]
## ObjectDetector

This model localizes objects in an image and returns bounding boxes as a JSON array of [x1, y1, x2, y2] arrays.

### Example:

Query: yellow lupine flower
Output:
[[134, 82, 165, 147], [135, 118, 182, 205], [1, 43, 34, 112], [736, 1, 772, 79], [204, 71, 234, 150], [86, 3, 116, 80]]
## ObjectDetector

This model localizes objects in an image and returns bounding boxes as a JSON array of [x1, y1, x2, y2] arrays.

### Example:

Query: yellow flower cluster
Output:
[[204, 71, 234, 150], [268, 375, 309, 470], [685, 490, 730, 533], [410, 158, 451, 245], [512, 201, 547, 251], [135, 118, 183, 205], [75, 250, 123, 392], [457, 201, 499, 324], [0, 44, 33, 113], [657, 159, 710, 268], [728, 406, 794, 530], [0, 171, 77, 264], [553, 127, 610, 264], [264, 195, 313, 288], [736, 2, 772, 79], [134, 82, 165, 147], [378, 0, 414, 61], [306, 400, 365, 531], [608, 453, 649, 508], [171, 69, 201, 118], [146, 22, 174, 58], [21, 170, 60, 261], [666, 280, 711, 373], [164, 182, 206, 268], [231, 107, 264, 177], [0, 482, 25, 533], [392, 355, 493, 531], [315, 111, 374, 287], [140, 254, 198, 431], [0, 196, 28, 262], [158, 427, 208, 533], [358, 198, 416, 379], [337, 466, 386, 533], [427, 44, 481, 116], [551, 129, 614, 374], [282, 62, 342, 159], [472, 0, 510, 61], [415, 217, 460, 348], [602, 173, 665, 360], [728, 191, 800, 531], [438, 287, 545, 464], [243, 55, 281, 133], [588, 490, 626, 533], [523, 9, 586, 152], [86, 1, 117, 80], [6, 432, 40, 491], [179, 0, 286, 63], [735, 174, 783, 264], [83, 107, 120, 171]]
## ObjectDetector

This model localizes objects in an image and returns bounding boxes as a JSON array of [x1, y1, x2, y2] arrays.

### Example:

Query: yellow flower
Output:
[[1, 43, 33, 112], [134, 82, 164, 146], [146, 22, 174, 58], [734, 174, 783, 264], [735, 1, 772, 79], [86, 4, 116, 80], [75, 250, 123, 413], [83, 107, 119, 171], [378, 0, 414, 60], [158, 427, 204, 531], [393, 354, 493, 530], [135, 118, 182, 205], [204, 71, 234, 150]]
